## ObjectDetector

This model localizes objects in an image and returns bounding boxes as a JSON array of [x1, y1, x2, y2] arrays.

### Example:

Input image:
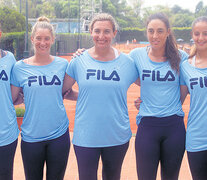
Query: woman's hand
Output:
[[72, 48, 85, 58], [134, 97, 142, 110]]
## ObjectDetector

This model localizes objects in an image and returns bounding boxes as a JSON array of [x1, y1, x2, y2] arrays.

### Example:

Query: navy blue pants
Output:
[[187, 150, 207, 180], [21, 129, 70, 180], [135, 115, 186, 180], [74, 141, 129, 180], [0, 139, 17, 180]]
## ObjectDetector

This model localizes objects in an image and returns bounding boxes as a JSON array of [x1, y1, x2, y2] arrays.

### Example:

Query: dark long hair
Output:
[[146, 13, 180, 73]]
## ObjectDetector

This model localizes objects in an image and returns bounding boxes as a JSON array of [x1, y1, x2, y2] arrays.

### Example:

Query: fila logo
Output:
[[190, 77, 207, 89], [28, 75, 61, 87], [0, 70, 8, 81], [142, 70, 175, 81], [86, 69, 120, 81]]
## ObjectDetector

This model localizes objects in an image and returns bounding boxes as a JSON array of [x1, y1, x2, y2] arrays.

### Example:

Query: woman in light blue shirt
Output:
[[11, 16, 77, 180], [131, 13, 188, 180], [180, 16, 207, 180], [63, 13, 139, 180], [0, 25, 20, 179]]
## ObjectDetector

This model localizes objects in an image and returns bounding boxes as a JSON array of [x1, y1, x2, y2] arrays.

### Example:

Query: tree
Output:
[[54, 0, 79, 19], [172, 14, 194, 27], [0, 7, 25, 32], [39, 0, 55, 18], [195, 1, 203, 14], [102, 0, 116, 16], [129, 0, 143, 17], [195, 1, 207, 17], [102, 0, 140, 28], [171, 5, 192, 15], [141, 5, 172, 26], [0, 0, 206, 29]]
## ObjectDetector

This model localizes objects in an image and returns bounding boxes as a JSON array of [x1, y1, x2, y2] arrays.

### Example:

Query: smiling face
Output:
[[147, 19, 170, 50], [192, 21, 207, 52], [31, 27, 54, 55], [90, 20, 117, 49]]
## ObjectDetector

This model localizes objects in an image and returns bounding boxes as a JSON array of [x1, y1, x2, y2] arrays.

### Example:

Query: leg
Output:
[[46, 129, 70, 180], [187, 150, 207, 180], [0, 139, 17, 180], [21, 140, 46, 180], [74, 145, 101, 180], [160, 115, 186, 180], [101, 141, 129, 180], [135, 119, 160, 180]]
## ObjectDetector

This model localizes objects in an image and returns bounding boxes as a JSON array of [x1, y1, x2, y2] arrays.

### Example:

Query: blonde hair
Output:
[[89, 13, 118, 32], [31, 16, 55, 38]]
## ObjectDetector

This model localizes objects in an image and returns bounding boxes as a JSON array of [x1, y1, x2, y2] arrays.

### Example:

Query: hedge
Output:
[[0, 32, 94, 58], [119, 27, 192, 43], [0, 27, 192, 58], [1, 32, 25, 60]]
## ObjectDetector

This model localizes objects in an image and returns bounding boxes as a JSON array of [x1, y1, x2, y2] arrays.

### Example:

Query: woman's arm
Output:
[[134, 78, 140, 86], [11, 85, 23, 105], [180, 85, 189, 104], [62, 73, 78, 101]]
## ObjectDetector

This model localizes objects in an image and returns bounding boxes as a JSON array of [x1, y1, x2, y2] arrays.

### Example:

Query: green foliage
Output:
[[173, 27, 192, 42], [119, 27, 192, 43], [119, 28, 147, 42], [56, 33, 93, 54], [0, 0, 206, 56], [0, 7, 25, 32], [40, 0, 55, 18], [195, 1, 204, 14], [1, 32, 25, 59], [15, 107, 25, 117], [1, 0, 207, 28], [195, 2, 207, 17], [122, 27, 145, 31], [102, 0, 116, 16], [172, 14, 194, 27], [0, 31, 94, 56]]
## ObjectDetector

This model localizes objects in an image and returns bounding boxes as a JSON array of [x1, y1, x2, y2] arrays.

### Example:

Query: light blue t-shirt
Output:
[[0, 51, 19, 146], [180, 60, 207, 152], [129, 47, 188, 124], [11, 57, 69, 142], [66, 50, 138, 147]]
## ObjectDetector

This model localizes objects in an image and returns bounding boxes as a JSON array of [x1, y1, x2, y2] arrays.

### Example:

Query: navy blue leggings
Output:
[[187, 150, 207, 180], [21, 129, 70, 180], [74, 141, 129, 180], [0, 139, 17, 180], [135, 115, 186, 180]]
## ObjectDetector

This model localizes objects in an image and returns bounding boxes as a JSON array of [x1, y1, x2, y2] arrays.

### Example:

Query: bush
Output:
[[1, 32, 25, 60], [15, 107, 25, 117], [118, 27, 192, 43], [0, 7, 26, 33]]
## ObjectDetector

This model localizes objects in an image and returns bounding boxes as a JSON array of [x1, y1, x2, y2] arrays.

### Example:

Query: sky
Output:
[[140, 0, 205, 13]]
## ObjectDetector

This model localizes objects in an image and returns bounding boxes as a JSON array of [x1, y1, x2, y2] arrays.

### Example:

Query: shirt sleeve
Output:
[[179, 62, 187, 86], [128, 50, 140, 78], [179, 50, 189, 63], [66, 58, 77, 80], [129, 56, 139, 83], [10, 63, 21, 87]]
